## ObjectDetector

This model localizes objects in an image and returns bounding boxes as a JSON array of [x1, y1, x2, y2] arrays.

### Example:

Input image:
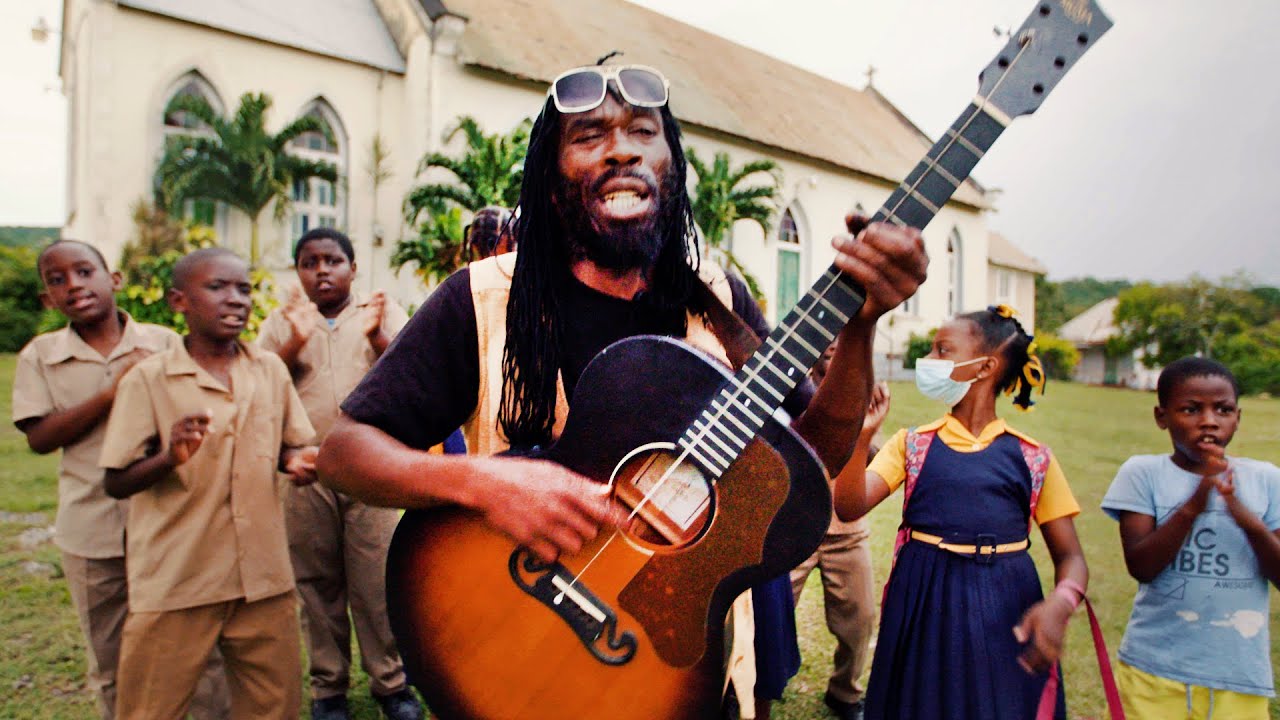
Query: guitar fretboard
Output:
[[679, 102, 1009, 479]]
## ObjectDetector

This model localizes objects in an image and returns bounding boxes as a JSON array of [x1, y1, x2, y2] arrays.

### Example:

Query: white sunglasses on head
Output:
[[549, 64, 670, 114]]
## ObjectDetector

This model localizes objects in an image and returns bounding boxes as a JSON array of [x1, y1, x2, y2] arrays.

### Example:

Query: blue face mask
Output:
[[915, 356, 989, 407]]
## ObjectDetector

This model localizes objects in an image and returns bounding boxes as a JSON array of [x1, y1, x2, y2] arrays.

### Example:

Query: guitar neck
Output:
[[678, 101, 1009, 479]]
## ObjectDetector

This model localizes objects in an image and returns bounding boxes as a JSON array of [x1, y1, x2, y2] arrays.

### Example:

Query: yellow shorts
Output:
[[1115, 661, 1270, 720]]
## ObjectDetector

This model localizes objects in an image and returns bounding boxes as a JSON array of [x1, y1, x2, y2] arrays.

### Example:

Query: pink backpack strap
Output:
[[1019, 439, 1051, 530], [1035, 596, 1125, 719], [884, 429, 936, 602]]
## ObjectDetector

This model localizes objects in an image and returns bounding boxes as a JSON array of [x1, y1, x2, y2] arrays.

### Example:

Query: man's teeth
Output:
[[604, 191, 642, 212]]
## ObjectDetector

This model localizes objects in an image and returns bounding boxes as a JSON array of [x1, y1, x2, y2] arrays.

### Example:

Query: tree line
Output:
[[1038, 275, 1279, 395]]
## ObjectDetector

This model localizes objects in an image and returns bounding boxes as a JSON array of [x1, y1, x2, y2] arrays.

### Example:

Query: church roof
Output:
[[118, 0, 406, 73], [444, 0, 988, 209], [987, 231, 1047, 274]]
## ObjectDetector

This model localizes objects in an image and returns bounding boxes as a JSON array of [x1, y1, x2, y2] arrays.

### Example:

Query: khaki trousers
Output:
[[285, 482, 407, 699], [788, 518, 876, 705], [62, 552, 230, 719], [115, 592, 300, 720]]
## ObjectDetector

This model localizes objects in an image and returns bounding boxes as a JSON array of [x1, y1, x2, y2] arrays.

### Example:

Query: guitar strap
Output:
[[693, 278, 762, 372], [693, 277, 767, 716]]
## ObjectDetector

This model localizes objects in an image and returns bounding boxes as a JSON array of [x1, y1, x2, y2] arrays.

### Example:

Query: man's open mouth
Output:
[[596, 179, 654, 222]]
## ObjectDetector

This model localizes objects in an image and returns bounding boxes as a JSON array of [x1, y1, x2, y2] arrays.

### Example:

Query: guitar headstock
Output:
[[977, 0, 1112, 119]]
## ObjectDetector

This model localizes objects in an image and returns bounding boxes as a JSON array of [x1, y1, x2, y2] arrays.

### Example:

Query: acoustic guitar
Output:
[[386, 3, 1112, 717]]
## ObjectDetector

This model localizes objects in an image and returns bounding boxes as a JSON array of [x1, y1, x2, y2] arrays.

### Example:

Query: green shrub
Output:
[[1032, 332, 1080, 381], [903, 328, 936, 369], [1216, 321, 1280, 396], [0, 246, 44, 351]]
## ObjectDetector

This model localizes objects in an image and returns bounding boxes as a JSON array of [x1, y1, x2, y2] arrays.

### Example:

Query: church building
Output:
[[56, 0, 1047, 362]]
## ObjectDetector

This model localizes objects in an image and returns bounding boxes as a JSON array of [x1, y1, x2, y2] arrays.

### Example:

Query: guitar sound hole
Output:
[[611, 447, 714, 551]]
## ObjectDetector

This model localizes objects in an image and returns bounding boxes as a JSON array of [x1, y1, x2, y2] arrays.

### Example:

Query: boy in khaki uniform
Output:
[[12, 240, 227, 719], [256, 228, 421, 720], [99, 248, 318, 720]]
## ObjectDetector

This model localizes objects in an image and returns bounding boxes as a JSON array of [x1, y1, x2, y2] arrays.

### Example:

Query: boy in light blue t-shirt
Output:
[[1102, 357, 1280, 719]]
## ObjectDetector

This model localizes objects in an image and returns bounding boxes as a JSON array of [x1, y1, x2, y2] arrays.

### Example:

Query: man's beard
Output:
[[555, 167, 682, 272]]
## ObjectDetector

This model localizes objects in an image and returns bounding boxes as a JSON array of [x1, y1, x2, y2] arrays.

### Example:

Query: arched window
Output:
[[289, 100, 347, 240], [775, 207, 802, 322], [947, 227, 964, 315], [779, 209, 799, 245], [160, 71, 224, 227]]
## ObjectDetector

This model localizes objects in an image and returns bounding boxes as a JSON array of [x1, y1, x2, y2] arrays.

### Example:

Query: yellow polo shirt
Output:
[[867, 414, 1080, 524]]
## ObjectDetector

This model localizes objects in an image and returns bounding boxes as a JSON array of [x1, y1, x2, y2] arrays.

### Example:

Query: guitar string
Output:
[[669, 35, 1037, 474], [556, 36, 1033, 603]]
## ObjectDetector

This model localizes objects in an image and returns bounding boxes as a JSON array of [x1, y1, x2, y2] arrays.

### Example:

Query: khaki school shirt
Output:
[[98, 340, 315, 612], [11, 313, 178, 558], [257, 292, 409, 439]]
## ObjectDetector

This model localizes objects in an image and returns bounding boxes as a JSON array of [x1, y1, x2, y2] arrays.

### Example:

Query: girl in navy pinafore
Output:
[[833, 306, 1090, 720]]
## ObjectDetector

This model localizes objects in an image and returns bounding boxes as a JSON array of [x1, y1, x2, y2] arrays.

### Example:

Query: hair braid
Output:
[[960, 305, 1045, 410]]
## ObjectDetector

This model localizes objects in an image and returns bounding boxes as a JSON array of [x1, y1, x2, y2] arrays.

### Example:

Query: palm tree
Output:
[[389, 206, 466, 285], [686, 149, 782, 300], [153, 92, 338, 266], [403, 116, 532, 224], [395, 116, 530, 282]]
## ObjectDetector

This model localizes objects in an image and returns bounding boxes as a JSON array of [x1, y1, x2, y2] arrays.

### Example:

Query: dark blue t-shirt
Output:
[[341, 267, 812, 451]]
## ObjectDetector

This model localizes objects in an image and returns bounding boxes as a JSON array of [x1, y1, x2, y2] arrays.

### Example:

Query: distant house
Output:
[[1058, 298, 1159, 389]]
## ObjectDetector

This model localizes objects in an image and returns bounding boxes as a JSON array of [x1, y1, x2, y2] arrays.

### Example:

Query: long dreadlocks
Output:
[[498, 91, 703, 449]]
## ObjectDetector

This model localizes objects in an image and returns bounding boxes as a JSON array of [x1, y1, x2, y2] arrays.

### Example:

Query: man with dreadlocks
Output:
[[318, 61, 928, 717]]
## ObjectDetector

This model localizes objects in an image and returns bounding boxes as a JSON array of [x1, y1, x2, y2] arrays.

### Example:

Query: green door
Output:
[[776, 250, 799, 324], [1104, 354, 1118, 385]]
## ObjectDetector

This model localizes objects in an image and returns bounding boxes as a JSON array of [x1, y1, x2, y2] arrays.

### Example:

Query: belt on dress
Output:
[[909, 530, 1029, 557]]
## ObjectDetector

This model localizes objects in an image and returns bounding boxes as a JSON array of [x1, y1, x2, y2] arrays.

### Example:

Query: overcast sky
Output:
[[1, 0, 64, 230], [625, 0, 1280, 284], [3, 0, 1277, 284]]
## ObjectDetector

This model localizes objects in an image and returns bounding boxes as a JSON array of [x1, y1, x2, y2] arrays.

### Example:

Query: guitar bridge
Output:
[[509, 548, 637, 666]]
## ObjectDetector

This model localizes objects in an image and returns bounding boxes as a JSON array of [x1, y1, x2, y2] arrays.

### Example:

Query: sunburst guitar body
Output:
[[387, 337, 829, 719]]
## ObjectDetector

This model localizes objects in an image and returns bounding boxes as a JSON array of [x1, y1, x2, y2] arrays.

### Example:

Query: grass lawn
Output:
[[2, 353, 1277, 719]]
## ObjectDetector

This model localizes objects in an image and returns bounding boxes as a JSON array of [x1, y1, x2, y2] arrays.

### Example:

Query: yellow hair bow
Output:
[[1023, 355, 1046, 393], [990, 304, 1019, 319]]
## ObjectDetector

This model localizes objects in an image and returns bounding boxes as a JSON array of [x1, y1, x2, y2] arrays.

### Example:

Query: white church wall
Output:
[[60, 3, 1011, 330], [61, 3, 421, 304], [677, 127, 990, 361]]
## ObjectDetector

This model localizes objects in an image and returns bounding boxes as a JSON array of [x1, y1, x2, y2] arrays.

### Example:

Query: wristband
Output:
[[1052, 579, 1085, 611]]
